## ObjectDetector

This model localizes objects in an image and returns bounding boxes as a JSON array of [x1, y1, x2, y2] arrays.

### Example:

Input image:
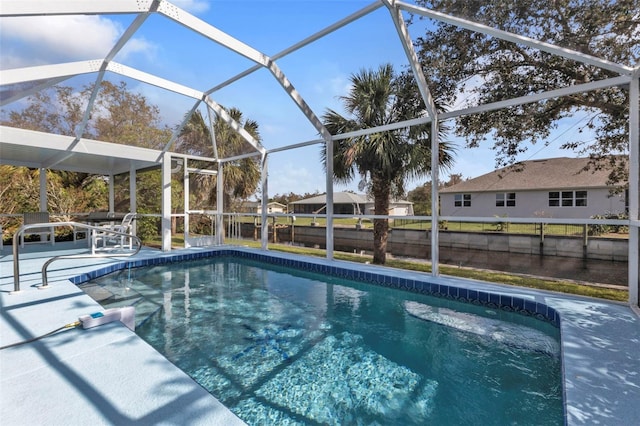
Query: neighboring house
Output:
[[241, 201, 260, 213], [240, 201, 287, 214], [289, 192, 414, 216], [440, 157, 627, 219], [261, 202, 286, 214]]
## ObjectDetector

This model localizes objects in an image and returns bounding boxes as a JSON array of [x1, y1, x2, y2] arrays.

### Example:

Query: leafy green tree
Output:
[[322, 64, 455, 264], [444, 173, 464, 187], [407, 182, 432, 215], [271, 191, 321, 207], [408, 173, 465, 215], [409, 0, 639, 184], [1, 81, 171, 241], [3, 86, 86, 136], [94, 81, 172, 149], [0, 166, 38, 241]]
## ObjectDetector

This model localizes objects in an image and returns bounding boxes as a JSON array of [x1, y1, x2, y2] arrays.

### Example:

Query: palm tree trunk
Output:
[[372, 175, 390, 265]]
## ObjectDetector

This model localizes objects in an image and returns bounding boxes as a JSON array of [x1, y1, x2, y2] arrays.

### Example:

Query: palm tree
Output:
[[212, 107, 262, 212], [178, 108, 262, 212], [322, 64, 454, 265]]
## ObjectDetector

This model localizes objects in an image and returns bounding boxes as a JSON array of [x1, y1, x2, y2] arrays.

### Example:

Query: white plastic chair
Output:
[[91, 213, 136, 253]]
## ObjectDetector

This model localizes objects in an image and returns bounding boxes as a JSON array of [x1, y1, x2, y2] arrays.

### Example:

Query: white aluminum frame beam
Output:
[[183, 158, 190, 248], [325, 137, 334, 259], [130, 164, 138, 236], [161, 152, 172, 252], [185, 168, 217, 176], [203, 96, 266, 156], [266, 76, 632, 158], [397, 1, 633, 76], [75, 69, 107, 140], [267, 138, 325, 154], [77, 4, 154, 142], [172, 152, 219, 164], [216, 164, 224, 245], [156, 1, 268, 67], [206, 1, 383, 94], [0, 0, 155, 16], [161, 102, 202, 154], [219, 152, 262, 164], [260, 154, 269, 250], [156, 0, 333, 147], [0, 76, 70, 107], [382, 0, 438, 119], [441, 76, 632, 120], [0, 60, 102, 86], [430, 119, 439, 276], [107, 62, 204, 100], [629, 69, 639, 306], [207, 105, 220, 160], [267, 61, 333, 141], [2, 9, 152, 106]]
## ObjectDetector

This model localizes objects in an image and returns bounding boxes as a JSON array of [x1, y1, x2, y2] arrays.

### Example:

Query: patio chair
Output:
[[21, 212, 55, 247], [73, 211, 115, 242], [91, 212, 136, 253]]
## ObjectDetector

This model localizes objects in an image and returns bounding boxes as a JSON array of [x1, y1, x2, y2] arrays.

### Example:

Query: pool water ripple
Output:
[[80, 256, 563, 425]]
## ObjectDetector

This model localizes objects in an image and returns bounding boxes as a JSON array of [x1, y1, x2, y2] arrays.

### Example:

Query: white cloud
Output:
[[172, 0, 210, 14], [118, 37, 157, 62], [0, 15, 152, 67], [312, 73, 350, 112], [2, 16, 119, 63]]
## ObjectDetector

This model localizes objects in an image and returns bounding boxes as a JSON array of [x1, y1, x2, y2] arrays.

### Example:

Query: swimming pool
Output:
[[79, 252, 563, 425]]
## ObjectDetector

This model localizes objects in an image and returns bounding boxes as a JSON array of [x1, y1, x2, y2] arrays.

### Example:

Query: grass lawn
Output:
[[226, 216, 629, 238]]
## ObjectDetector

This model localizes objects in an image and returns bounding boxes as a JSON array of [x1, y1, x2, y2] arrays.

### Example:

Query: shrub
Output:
[[589, 212, 629, 236]]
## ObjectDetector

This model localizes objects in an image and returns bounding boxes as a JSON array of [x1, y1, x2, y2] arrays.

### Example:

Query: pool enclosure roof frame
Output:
[[0, 0, 638, 305]]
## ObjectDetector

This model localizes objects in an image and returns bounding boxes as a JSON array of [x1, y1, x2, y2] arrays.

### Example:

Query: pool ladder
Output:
[[11, 221, 142, 293]]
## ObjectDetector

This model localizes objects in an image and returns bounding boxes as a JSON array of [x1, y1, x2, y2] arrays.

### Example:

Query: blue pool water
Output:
[[80, 256, 563, 425]]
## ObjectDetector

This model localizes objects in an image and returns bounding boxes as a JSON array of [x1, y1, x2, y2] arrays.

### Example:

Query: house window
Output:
[[549, 191, 587, 207], [454, 194, 471, 207], [575, 191, 587, 207], [496, 193, 516, 207]]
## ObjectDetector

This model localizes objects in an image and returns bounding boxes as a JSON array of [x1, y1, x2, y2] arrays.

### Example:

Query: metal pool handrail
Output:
[[12, 222, 142, 293]]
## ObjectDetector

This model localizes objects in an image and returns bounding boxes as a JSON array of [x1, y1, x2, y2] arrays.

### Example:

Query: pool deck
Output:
[[1, 242, 639, 425], [0, 242, 244, 425]]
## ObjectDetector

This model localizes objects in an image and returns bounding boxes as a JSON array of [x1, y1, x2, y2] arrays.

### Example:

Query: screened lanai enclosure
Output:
[[0, 1, 638, 306]]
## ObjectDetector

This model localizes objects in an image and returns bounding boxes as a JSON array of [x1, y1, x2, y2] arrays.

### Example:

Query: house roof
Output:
[[440, 157, 626, 194], [289, 192, 412, 205]]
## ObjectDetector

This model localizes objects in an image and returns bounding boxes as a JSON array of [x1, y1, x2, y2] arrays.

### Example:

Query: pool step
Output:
[[79, 279, 165, 328], [404, 301, 560, 356]]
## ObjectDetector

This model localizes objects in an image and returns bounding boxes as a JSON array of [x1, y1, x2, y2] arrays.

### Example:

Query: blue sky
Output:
[[1, 0, 584, 197]]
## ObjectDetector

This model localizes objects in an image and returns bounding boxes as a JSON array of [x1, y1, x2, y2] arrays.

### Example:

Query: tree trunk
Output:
[[372, 175, 390, 265]]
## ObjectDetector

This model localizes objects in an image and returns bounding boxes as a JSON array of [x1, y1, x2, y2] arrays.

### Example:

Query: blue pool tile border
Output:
[[70, 248, 560, 327]]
